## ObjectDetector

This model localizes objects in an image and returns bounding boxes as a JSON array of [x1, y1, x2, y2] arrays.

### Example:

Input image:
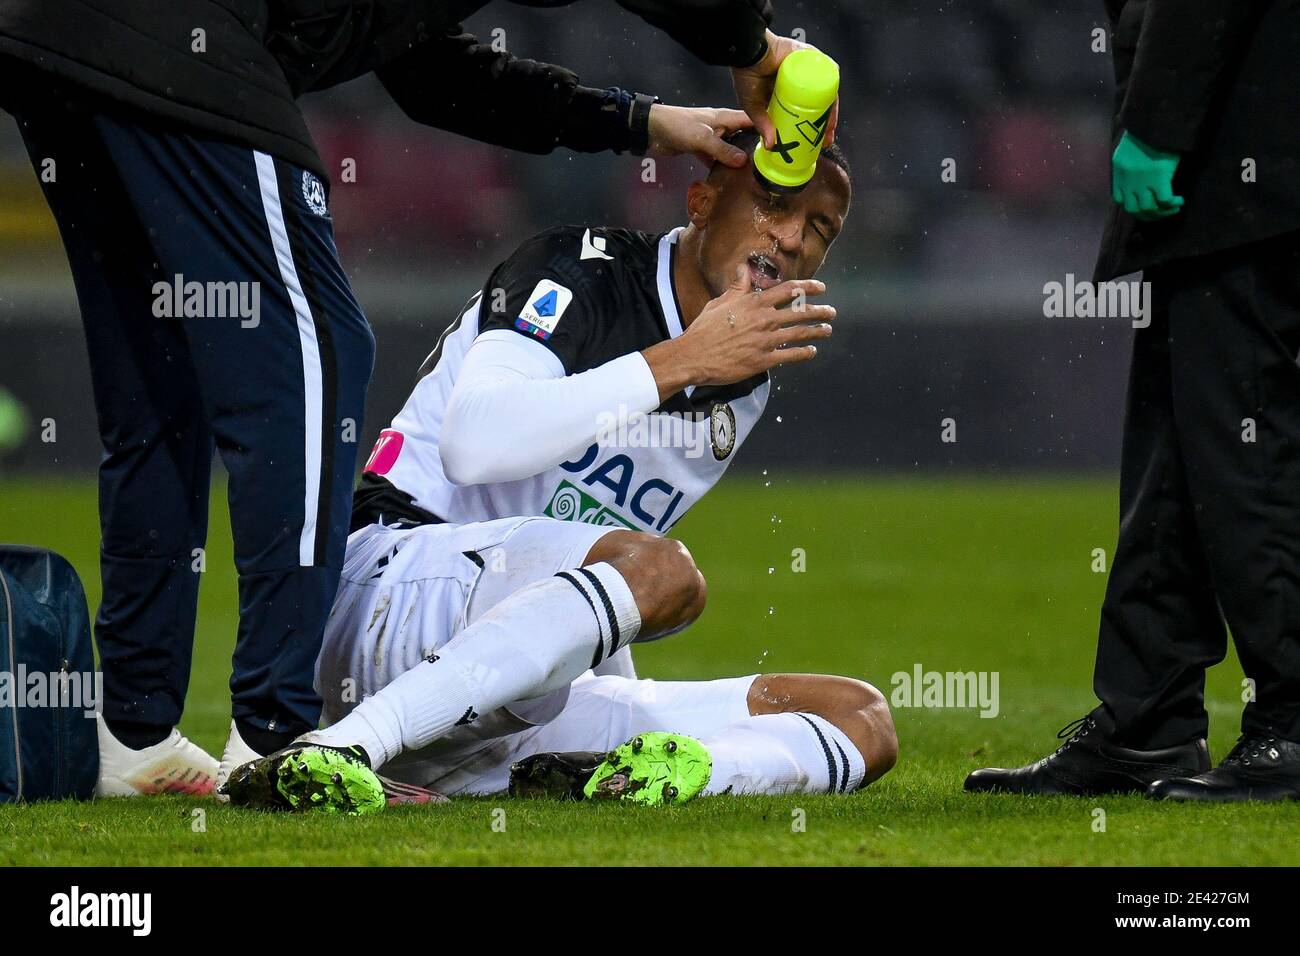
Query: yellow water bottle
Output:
[[752, 48, 840, 194]]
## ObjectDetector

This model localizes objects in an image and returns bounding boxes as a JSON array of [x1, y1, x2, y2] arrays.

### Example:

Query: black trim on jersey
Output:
[[655, 374, 770, 416], [795, 713, 840, 794], [663, 236, 682, 340], [350, 473, 445, 532], [276, 159, 337, 567], [556, 571, 607, 668], [418, 293, 481, 381], [476, 226, 668, 375], [577, 566, 621, 656], [462, 550, 485, 569]]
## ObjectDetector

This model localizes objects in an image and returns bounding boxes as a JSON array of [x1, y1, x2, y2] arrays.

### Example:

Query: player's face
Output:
[[694, 158, 851, 298]]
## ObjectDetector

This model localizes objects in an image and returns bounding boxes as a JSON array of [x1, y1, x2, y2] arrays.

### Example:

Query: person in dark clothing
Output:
[[0, 0, 826, 796], [967, 0, 1300, 802]]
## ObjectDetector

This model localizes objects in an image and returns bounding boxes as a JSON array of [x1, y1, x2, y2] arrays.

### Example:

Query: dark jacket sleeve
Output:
[[273, 0, 439, 95], [614, 0, 773, 66], [376, 27, 639, 155], [1118, 0, 1265, 153]]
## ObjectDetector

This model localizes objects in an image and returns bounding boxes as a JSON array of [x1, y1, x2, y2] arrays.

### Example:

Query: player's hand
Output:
[[647, 104, 754, 168], [732, 30, 839, 149], [643, 266, 835, 400]]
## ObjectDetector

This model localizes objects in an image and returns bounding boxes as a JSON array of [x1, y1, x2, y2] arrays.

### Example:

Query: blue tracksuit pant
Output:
[[16, 108, 374, 739]]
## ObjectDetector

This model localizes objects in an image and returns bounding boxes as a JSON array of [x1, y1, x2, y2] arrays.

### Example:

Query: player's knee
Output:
[[800, 676, 894, 780], [645, 536, 707, 634], [679, 540, 709, 611], [606, 534, 706, 638], [749, 674, 900, 785], [823, 678, 898, 784]]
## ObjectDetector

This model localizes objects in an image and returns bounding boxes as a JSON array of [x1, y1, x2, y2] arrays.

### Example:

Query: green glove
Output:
[[1111, 130, 1184, 221]]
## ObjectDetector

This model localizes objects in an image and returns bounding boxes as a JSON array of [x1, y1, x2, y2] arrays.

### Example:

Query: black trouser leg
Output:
[[1165, 235, 1300, 742], [1092, 266, 1228, 749]]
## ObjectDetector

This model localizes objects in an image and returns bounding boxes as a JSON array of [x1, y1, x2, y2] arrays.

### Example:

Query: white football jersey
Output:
[[353, 225, 770, 535]]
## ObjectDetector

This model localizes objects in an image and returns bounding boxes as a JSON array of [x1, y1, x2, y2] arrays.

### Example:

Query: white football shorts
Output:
[[316, 516, 755, 794]]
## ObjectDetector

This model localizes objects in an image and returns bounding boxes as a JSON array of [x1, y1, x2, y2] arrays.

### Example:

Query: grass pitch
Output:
[[1, 475, 1294, 866]]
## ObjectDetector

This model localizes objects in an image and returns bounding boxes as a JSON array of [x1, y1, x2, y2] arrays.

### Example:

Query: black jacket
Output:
[[1095, 0, 1300, 280], [0, 0, 772, 177]]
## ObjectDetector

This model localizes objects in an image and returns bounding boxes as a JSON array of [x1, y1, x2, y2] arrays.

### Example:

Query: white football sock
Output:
[[310, 562, 640, 769], [592, 646, 637, 680], [701, 712, 866, 795]]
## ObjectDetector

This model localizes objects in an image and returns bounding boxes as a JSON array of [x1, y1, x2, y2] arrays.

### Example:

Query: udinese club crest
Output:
[[301, 171, 328, 218], [709, 402, 736, 461]]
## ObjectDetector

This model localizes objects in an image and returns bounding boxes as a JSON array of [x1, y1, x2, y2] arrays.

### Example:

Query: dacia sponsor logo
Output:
[[543, 481, 637, 529], [554, 444, 687, 532]]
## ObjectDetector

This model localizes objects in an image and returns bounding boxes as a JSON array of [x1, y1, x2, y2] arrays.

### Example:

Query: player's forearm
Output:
[[641, 337, 703, 402], [440, 351, 661, 485]]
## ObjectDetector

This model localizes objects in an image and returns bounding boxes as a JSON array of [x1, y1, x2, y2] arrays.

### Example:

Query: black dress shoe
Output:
[[964, 715, 1210, 796], [1147, 733, 1300, 802]]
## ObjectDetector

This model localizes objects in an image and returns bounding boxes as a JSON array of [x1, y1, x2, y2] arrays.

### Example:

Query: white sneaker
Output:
[[95, 714, 219, 797], [215, 719, 262, 802]]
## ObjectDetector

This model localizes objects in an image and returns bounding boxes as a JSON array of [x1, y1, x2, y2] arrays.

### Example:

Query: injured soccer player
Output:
[[223, 130, 898, 813]]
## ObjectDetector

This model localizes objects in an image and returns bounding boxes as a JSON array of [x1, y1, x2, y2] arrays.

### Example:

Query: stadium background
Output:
[[0, 0, 1126, 475]]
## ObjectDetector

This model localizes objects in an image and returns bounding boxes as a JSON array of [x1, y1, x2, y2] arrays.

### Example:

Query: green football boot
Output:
[[222, 743, 386, 816], [510, 732, 711, 807]]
